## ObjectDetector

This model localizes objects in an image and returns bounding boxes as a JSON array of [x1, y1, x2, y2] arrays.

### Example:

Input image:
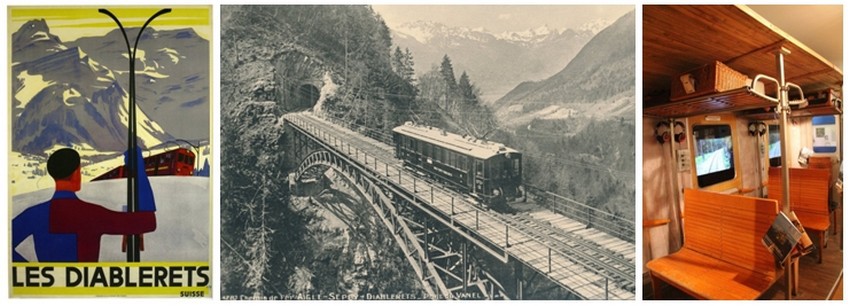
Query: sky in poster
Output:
[[9, 6, 211, 41]]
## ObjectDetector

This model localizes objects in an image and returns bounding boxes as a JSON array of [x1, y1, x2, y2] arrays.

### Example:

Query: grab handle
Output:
[[751, 74, 780, 103], [786, 82, 808, 107]]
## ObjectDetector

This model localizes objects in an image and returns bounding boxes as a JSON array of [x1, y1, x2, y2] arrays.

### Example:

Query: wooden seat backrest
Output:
[[683, 189, 778, 273], [808, 156, 833, 170], [768, 167, 830, 216]]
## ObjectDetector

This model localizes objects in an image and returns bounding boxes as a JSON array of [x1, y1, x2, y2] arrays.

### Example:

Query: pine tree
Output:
[[391, 47, 416, 86], [392, 46, 405, 76], [439, 54, 457, 109], [402, 48, 416, 84], [458, 71, 477, 104]]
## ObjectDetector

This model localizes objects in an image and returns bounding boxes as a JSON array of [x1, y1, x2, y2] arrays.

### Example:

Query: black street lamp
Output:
[[98, 8, 171, 262]]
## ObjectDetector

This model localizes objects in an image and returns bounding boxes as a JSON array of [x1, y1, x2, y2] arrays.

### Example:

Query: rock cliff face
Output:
[[221, 6, 334, 114], [222, 5, 416, 132]]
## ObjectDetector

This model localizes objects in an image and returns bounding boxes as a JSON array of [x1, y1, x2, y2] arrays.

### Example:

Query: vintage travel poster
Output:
[[8, 6, 212, 297]]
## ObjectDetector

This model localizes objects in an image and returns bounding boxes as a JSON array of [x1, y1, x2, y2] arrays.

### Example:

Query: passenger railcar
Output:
[[643, 5, 842, 300], [392, 122, 522, 210], [92, 148, 196, 181]]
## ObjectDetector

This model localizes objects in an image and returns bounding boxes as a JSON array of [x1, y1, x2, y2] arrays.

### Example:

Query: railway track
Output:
[[500, 213, 634, 291], [299, 114, 400, 163]]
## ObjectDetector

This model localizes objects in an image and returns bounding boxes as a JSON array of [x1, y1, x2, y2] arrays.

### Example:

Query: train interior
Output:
[[642, 5, 842, 300]]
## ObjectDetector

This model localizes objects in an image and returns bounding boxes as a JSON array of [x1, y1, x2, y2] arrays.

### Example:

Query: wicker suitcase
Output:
[[670, 60, 748, 101]]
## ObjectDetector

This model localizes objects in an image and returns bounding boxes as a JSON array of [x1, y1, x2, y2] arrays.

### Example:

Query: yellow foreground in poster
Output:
[[11, 262, 210, 297]]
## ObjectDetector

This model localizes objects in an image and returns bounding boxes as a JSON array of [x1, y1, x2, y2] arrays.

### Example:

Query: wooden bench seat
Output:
[[768, 167, 831, 263], [648, 248, 776, 300], [647, 189, 779, 300], [807, 156, 838, 235]]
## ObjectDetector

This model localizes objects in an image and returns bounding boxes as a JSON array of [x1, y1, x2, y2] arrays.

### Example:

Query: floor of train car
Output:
[[644, 207, 843, 300]]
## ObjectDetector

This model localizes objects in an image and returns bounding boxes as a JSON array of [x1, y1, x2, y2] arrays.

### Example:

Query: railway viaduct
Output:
[[284, 112, 636, 300]]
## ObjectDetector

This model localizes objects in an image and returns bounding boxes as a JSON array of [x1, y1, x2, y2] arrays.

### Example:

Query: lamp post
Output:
[[99, 8, 171, 262]]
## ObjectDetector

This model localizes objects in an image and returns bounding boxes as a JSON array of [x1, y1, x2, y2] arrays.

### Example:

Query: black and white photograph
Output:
[[220, 5, 635, 300]]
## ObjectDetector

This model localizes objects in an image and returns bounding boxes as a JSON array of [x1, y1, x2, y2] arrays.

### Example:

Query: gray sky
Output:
[[372, 5, 634, 34]]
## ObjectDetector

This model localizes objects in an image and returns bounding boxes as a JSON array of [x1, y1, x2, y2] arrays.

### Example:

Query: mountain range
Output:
[[11, 19, 209, 155], [389, 20, 599, 102], [493, 10, 635, 127]]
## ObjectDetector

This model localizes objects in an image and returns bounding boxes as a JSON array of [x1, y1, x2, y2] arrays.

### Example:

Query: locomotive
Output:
[[392, 122, 522, 211], [92, 148, 196, 181]]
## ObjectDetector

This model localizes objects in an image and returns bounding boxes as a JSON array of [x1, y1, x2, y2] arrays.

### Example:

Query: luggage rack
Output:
[[644, 86, 774, 118], [645, 74, 808, 119], [742, 95, 842, 120]]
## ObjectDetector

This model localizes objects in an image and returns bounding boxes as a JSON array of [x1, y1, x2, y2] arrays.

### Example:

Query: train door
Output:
[[474, 159, 485, 196], [508, 153, 522, 197]]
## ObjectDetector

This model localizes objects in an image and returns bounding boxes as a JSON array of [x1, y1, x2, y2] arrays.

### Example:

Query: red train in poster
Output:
[[92, 148, 195, 181]]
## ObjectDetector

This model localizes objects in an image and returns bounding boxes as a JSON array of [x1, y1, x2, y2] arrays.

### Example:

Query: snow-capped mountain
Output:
[[68, 27, 210, 141], [578, 18, 613, 35], [11, 19, 173, 154], [394, 20, 497, 45], [390, 20, 595, 102], [495, 25, 562, 45]]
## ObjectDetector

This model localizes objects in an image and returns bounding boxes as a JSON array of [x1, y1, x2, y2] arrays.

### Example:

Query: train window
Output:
[[693, 124, 735, 187], [448, 151, 456, 168], [513, 158, 521, 177], [768, 125, 781, 167]]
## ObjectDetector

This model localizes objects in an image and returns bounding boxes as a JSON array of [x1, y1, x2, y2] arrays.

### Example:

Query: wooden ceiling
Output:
[[644, 5, 843, 102]]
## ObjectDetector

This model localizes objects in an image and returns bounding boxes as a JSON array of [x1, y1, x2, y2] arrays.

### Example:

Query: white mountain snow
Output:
[[496, 25, 561, 44], [14, 70, 55, 112]]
